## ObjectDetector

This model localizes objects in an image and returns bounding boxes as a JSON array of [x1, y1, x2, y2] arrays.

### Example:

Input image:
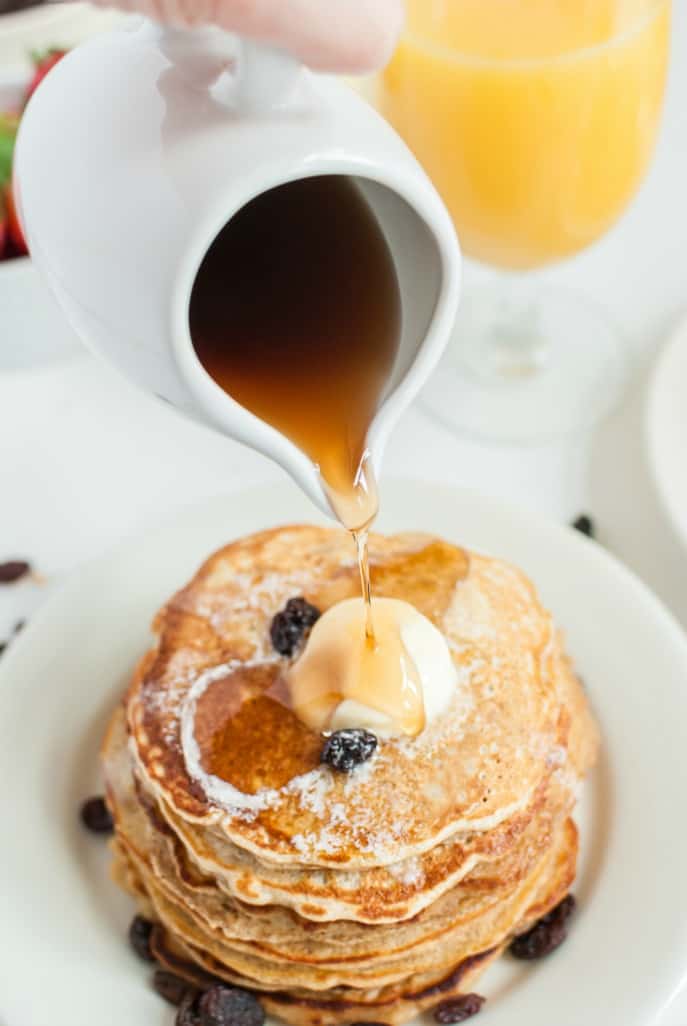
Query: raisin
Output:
[[321, 729, 377, 772], [433, 994, 485, 1023], [0, 621, 26, 658], [80, 796, 114, 834], [177, 991, 202, 1026], [270, 597, 321, 656], [572, 515, 595, 538], [509, 894, 576, 960], [197, 985, 265, 1026], [0, 560, 30, 583], [153, 970, 195, 1007], [129, 915, 156, 963]]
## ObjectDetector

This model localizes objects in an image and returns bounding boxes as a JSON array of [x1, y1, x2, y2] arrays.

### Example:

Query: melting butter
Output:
[[289, 597, 456, 738]]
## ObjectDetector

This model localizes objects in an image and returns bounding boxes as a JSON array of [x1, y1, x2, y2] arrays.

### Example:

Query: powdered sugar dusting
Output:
[[128, 535, 583, 866], [386, 856, 425, 887], [178, 659, 386, 837], [168, 583, 483, 856], [546, 745, 567, 768], [285, 768, 333, 817], [446, 575, 497, 640], [202, 570, 310, 622]]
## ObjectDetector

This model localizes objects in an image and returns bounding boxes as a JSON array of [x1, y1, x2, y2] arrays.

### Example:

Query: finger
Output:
[[91, 0, 404, 73], [209, 0, 405, 73]]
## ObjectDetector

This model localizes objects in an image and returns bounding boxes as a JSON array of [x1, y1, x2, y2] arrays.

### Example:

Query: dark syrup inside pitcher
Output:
[[190, 175, 403, 641]]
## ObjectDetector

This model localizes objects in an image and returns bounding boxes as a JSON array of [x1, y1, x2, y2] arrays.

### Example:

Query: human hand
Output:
[[93, 0, 404, 72]]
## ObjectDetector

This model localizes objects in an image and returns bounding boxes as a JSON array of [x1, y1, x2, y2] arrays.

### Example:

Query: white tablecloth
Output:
[[2, 4, 687, 1023]]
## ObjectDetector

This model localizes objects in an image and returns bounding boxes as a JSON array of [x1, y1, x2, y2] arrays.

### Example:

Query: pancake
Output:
[[127, 527, 577, 867], [111, 814, 576, 991], [105, 693, 581, 924], [104, 708, 572, 971], [109, 815, 576, 1025], [103, 525, 599, 1023], [155, 648, 594, 923]]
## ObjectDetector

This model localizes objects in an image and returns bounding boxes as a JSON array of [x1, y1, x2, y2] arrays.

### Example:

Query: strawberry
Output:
[[0, 115, 18, 261], [0, 192, 7, 260], [4, 182, 27, 255], [0, 48, 67, 260], [25, 49, 66, 104]]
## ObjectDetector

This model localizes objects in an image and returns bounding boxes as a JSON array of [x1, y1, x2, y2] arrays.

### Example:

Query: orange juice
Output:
[[380, 0, 670, 269]]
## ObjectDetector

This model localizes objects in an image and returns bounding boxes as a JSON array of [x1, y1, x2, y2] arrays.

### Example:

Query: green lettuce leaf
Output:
[[0, 114, 19, 191]]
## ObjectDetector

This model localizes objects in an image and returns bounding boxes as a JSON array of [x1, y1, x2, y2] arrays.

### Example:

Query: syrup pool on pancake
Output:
[[189, 175, 453, 740], [181, 536, 465, 811]]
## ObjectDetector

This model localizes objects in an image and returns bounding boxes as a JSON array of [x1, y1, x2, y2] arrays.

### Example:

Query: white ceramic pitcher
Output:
[[14, 19, 461, 518]]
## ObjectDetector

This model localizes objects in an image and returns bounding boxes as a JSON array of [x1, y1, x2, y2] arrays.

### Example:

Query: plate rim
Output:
[[646, 312, 687, 551]]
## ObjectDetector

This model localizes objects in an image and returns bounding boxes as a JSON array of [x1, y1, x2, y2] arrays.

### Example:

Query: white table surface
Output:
[[2, 4, 687, 1024]]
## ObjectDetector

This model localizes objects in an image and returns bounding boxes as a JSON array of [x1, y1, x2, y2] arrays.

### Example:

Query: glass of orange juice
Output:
[[379, 0, 670, 440]]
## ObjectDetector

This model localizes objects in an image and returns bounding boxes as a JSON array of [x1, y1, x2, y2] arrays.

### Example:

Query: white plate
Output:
[[1, 481, 687, 1026], [647, 314, 687, 551]]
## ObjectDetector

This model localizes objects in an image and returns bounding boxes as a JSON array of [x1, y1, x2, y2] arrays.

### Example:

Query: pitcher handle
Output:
[[157, 23, 302, 110], [236, 38, 302, 111]]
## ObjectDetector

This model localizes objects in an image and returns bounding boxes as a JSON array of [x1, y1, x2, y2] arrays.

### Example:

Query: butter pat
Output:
[[289, 597, 456, 738], [330, 698, 396, 736]]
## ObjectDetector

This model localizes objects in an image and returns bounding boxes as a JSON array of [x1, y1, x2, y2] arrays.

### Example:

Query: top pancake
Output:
[[127, 526, 572, 868]]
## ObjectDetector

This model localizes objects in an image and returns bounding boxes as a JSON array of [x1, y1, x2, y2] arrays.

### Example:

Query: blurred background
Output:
[[1, 1, 686, 637]]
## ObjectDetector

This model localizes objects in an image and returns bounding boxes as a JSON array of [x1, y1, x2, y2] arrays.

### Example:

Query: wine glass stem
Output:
[[460, 269, 550, 383]]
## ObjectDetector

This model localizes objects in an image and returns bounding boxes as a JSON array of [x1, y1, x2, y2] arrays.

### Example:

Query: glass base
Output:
[[419, 282, 627, 444]]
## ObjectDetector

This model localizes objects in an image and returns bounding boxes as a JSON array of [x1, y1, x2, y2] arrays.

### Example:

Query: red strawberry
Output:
[[25, 49, 66, 103], [4, 183, 27, 256], [0, 194, 7, 260]]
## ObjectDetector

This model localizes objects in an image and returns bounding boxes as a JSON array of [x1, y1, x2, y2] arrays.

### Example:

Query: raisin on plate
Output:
[[129, 915, 156, 963], [80, 796, 114, 834], [433, 994, 485, 1023], [197, 985, 265, 1026], [510, 894, 576, 960], [153, 970, 195, 1008], [571, 515, 595, 538], [0, 560, 31, 584]]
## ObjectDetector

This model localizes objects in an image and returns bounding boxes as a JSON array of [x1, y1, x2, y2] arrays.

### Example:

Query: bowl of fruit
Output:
[[0, 50, 82, 370]]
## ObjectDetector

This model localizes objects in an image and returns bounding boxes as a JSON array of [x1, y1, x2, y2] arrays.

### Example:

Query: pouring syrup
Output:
[[190, 174, 426, 737]]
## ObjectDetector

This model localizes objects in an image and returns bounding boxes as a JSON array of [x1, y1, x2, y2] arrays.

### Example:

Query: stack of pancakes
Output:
[[103, 526, 599, 1024]]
